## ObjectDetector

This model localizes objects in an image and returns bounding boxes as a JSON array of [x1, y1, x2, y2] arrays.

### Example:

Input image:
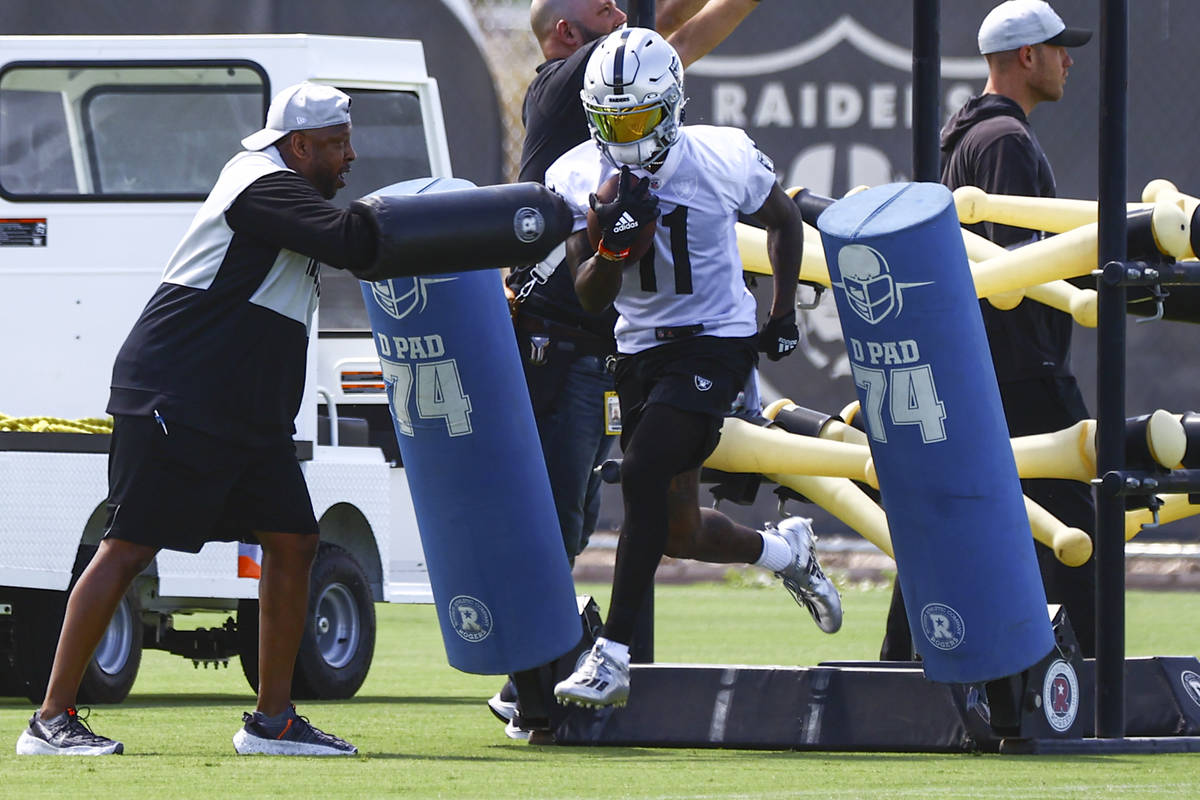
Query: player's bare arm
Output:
[[751, 182, 804, 319], [567, 229, 624, 313], [572, 166, 660, 313]]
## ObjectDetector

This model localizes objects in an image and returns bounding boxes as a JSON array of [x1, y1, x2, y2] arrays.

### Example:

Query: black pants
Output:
[[604, 337, 756, 643]]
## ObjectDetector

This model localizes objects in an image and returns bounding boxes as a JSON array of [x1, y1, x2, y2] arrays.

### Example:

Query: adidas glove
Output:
[[588, 166, 659, 254], [758, 310, 799, 361]]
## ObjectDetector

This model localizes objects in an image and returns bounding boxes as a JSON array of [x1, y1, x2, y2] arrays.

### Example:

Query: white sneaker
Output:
[[487, 690, 518, 724], [774, 517, 843, 634], [553, 643, 631, 708], [232, 707, 357, 756], [503, 720, 531, 741], [15, 707, 123, 756]]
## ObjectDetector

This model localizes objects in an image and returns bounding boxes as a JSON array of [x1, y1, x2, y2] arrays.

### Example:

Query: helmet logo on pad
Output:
[[371, 276, 457, 320], [833, 244, 932, 325]]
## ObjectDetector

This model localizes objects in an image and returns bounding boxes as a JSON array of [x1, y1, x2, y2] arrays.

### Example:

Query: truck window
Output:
[[0, 62, 266, 199], [332, 88, 432, 209], [0, 87, 75, 194], [322, 88, 433, 332], [84, 84, 262, 194]]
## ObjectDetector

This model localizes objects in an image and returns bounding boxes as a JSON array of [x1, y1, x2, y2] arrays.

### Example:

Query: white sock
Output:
[[755, 530, 793, 572], [595, 637, 630, 664]]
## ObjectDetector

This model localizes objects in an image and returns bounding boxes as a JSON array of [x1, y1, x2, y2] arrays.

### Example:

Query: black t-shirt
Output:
[[511, 41, 617, 338], [940, 93, 1074, 385], [517, 41, 599, 186], [108, 170, 375, 444]]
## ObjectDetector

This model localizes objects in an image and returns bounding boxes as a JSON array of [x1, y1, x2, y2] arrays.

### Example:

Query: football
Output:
[[586, 172, 657, 261]]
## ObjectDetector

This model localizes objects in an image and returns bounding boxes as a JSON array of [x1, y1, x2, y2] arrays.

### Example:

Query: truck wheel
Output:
[[293, 543, 375, 699], [7, 545, 144, 704], [236, 598, 260, 694], [9, 587, 66, 704], [77, 589, 142, 705], [1, 588, 26, 695], [236, 543, 376, 700]]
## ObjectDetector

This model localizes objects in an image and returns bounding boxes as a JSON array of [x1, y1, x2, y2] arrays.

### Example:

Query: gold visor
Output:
[[588, 103, 665, 144]]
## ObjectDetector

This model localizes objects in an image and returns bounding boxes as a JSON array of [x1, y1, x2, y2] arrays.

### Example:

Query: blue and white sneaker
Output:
[[232, 706, 357, 756], [16, 706, 123, 756], [554, 642, 631, 708], [775, 517, 843, 634]]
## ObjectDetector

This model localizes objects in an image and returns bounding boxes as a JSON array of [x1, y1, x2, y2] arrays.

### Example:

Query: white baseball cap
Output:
[[241, 82, 352, 151], [977, 0, 1092, 55]]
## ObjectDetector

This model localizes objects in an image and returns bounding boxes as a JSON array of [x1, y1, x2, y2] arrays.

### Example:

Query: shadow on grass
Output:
[[114, 693, 484, 709], [358, 744, 980, 762]]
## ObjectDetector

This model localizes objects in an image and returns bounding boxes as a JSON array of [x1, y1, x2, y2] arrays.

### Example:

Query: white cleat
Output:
[[774, 516, 843, 634], [553, 643, 631, 708]]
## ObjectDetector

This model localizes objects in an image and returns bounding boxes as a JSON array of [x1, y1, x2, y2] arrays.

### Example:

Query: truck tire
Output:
[[76, 589, 142, 705], [3, 545, 143, 704], [1, 589, 26, 695], [1, 587, 64, 702], [235, 597, 258, 693], [237, 542, 376, 700]]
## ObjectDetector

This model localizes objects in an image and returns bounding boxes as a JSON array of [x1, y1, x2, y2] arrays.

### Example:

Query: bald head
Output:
[[531, 0, 573, 44], [530, 0, 626, 59]]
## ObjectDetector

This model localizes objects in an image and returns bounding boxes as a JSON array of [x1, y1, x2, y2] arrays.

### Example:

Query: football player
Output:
[[547, 27, 843, 709]]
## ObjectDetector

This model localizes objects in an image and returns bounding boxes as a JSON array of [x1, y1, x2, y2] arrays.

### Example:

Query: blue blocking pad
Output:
[[358, 177, 580, 675], [818, 182, 1053, 683]]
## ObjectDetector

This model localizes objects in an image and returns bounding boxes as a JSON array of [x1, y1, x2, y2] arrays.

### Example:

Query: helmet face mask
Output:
[[581, 27, 686, 168]]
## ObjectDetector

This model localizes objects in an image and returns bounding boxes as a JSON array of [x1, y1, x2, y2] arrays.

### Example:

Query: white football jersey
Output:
[[546, 126, 777, 353]]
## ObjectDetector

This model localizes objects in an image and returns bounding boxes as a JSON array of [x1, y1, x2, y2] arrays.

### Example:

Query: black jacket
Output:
[[940, 93, 1074, 384]]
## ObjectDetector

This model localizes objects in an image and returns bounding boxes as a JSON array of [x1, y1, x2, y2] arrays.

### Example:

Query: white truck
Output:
[[0, 34, 449, 703]]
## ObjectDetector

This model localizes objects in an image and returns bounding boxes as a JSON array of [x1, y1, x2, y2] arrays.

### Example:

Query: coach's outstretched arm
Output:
[[664, 0, 760, 68]]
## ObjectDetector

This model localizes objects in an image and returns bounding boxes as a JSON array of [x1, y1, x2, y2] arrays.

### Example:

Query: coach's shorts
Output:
[[613, 334, 757, 454], [103, 414, 319, 553]]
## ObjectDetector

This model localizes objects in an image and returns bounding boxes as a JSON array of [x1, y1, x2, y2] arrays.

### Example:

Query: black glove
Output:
[[589, 166, 659, 254], [758, 310, 799, 360]]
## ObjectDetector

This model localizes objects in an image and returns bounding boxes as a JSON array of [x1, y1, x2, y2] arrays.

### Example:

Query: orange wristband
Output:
[[597, 240, 630, 262]]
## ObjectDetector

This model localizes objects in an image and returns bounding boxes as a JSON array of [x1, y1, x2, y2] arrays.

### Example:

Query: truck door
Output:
[[0, 61, 269, 419]]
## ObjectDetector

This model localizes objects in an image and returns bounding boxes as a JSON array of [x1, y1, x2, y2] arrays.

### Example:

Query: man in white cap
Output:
[[881, 1, 1098, 662], [16, 82, 375, 757]]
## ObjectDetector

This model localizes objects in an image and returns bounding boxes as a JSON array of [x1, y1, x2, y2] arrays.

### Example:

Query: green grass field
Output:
[[2, 580, 1198, 799]]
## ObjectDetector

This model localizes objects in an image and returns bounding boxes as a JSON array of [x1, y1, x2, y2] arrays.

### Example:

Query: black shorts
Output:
[[614, 335, 757, 453], [103, 414, 319, 553]]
